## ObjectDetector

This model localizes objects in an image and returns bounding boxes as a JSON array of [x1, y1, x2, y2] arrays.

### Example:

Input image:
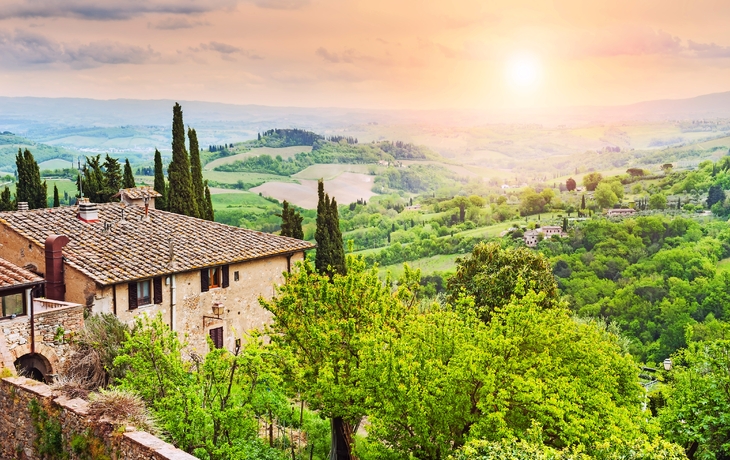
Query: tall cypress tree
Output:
[[53, 185, 60, 207], [280, 200, 303, 239], [315, 180, 345, 277], [167, 103, 199, 218], [581, 194, 586, 210], [16, 148, 46, 209], [188, 128, 206, 215], [0, 186, 12, 211], [204, 182, 214, 221], [123, 159, 135, 189], [153, 149, 167, 211]]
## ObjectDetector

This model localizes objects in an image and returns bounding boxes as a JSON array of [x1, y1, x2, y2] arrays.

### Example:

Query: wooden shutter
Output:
[[153, 277, 163, 304], [201, 268, 209, 292], [222, 265, 230, 288], [209, 327, 223, 349], [128, 282, 138, 309]]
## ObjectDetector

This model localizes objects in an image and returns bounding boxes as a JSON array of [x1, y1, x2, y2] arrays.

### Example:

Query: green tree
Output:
[[361, 292, 647, 458], [15, 148, 46, 209], [315, 180, 346, 277], [566, 177, 576, 192], [445, 242, 558, 323], [189, 128, 207, 217], [582, 172, 603, 192], [0, 186, 13, 211], [168, 103, 199, 218], [79, 155, 107, 203], [260, 257, 418, 460], [123, 159, 135, 189], [203, 182, 214, 221], [594, 182, 619, 209], [280, 200, 304, 240], [649, 193, 668, 210], [581, 194, 586, 210], [706, 184, 724, 208], [103, 154, 123, 200], [659, 339, 730, 459], [153, 149, 167, 211], [53, 184, 59, 207]]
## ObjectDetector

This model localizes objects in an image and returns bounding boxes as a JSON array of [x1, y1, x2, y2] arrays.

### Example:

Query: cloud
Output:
[[150, 17, 208, 30], [245, 0, 309, 10], [0, 29, 160, 68], [0, 0, 238, 20], [686, 40, 730, 59], [197, 42, 263, 60], [316, 47, 347, 63]]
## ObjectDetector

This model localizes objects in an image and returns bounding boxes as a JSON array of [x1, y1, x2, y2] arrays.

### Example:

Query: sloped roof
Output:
[[114, 186, 162, 200], [0, 203, 314, 286], [0, 257, 44, 291]]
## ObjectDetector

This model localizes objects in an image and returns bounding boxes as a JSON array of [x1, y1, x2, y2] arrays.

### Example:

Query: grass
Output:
[[39, 158, 73, 170], [717, 257, 730, 273], [202, 170, 297, 185], [205, 146, 313, 170], [378, 253, 464, 279], [211, 192, 273, 210]]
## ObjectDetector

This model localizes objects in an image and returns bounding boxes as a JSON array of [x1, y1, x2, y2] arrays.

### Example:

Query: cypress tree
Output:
[[204, 181, 214, 221], [280, 200, 304, 240], [153, 149, 167, 211], [16, 148, 46, 209], [103, 154, 123, 200], [189, 128, 206, 215], [0, 186, 12, 211], [53, 185, 60, 207], [581, 194, 586, 210], [167, 103, 199, 218], [123, 159, 135, 189], [315, 180, 345, 277]]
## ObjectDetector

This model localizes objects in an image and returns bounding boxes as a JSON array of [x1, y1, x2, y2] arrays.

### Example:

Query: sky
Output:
[[2, 0, 730, 110]]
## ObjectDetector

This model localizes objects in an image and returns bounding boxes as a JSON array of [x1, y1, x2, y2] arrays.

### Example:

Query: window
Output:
[[137, 280, 151, 306], [209, 267, 220, 289], [128, 279, 155, 309], [1, 293, 24, 318], [234, 271, 239, 282], [209, 326, 223, 349]]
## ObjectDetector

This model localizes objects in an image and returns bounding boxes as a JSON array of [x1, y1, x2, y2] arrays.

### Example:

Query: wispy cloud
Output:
[[194, 41, 263, 60], [149, 17, 208, 30], [0, 0, 238, 20], [0, 29, 160, 68], [246, 0, 310, 9]]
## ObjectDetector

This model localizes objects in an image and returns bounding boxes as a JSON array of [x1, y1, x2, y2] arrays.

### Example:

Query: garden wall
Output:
[[0, 377, 196, 460]]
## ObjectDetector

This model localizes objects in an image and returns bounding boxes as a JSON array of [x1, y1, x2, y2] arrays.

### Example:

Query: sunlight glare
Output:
[[505, 54, 542, 91]]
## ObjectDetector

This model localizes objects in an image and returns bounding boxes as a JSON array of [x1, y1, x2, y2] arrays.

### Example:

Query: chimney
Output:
[[45, 235, 70, 301], [17, 202, 28, 211], [77, 198, 99, 223]]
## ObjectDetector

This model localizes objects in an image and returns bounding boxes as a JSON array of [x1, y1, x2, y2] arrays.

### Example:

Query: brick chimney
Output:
[[77, 198, 99, 223], [17, 202, 28, 211], [45, 235, 70, 301]]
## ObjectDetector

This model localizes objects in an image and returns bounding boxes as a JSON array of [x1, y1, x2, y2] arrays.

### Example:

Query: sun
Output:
[[505, 54, 542, 90]]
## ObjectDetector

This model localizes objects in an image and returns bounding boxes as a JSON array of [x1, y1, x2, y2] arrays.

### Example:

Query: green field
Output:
[[202, 170, 297, 186], [211, 192, 274, 210], [39, 158, 73, 170], [378, 253, 464, 278], [205, 146, 313, 170]]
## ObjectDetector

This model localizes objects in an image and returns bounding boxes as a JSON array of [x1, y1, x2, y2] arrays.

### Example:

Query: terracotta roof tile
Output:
[[0, 204, 315, 286], [0, 257, 44, 290], [114, 186, 162, 200]]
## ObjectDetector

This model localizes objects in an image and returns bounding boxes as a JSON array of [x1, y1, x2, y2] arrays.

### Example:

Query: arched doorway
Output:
[[15, 353, 52, 382]]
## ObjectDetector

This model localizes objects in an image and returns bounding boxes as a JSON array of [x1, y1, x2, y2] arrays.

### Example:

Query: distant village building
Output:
[[0, 190, 314, 358], [606, 208, 636, 218], [523, 225, 567, 247], [404, 204, 421, 211]]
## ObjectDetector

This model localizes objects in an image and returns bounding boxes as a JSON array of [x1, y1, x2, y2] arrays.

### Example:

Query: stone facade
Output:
[[0, 376, 196, 460], [0, 300, 84, 376]]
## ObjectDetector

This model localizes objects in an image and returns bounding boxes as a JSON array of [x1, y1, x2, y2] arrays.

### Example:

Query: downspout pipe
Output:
[[45, 235, 70, 301]]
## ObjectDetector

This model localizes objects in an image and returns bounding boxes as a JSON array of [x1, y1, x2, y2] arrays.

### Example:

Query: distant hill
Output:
[[0, 132, 76, 171]]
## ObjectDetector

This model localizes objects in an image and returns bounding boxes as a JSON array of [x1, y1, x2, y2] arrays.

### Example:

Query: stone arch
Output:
[[11, 343, 60, 381]]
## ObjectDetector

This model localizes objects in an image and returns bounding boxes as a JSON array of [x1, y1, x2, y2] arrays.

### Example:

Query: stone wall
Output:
[[0, 377, 196, 460], [0, 303, 84, 375]]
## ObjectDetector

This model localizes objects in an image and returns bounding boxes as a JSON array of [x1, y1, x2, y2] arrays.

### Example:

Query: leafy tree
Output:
[[53, 184, 59, 207], [361, 292, 648, 458], [260, 257, 418, 460], [626, 168, 646, 177], [659, 339, 730, 460], [566, 177, 576, 192], [78, 154, 107, 203], [594, 182, 618, 209], [15, 148, 46, 209], [0, 186, 13, 211], [103, 155, 123, 198], [649, 193, 668, 210], [315, 180, 346, 277], [189, 128, 207, 218], [153, 149, 167, 211], [582, 172, 603, 192], [519, 188, 546, 216], [446, 242, 558, 323], [279, 200, 304, 239], [706, 184, 724, 208], [662, 163, 674, 173], [168, 103, 199, 218], [123, 158, 135, 189]]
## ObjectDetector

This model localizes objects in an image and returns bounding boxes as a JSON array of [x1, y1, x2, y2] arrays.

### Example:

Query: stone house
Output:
[[524, 225, 567, 247], [0, 192, 314, 355], [0, 257, 83, 379], [606, 208, 637, 218]]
